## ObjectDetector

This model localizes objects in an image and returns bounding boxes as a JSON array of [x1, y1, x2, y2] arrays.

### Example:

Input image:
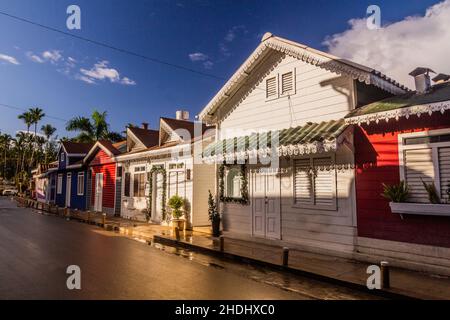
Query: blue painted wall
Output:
[[55, 168, 89, 210]]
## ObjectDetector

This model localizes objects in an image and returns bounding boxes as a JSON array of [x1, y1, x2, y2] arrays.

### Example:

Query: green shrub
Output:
[[168, 195, 184, 219], [208, 190, 220, 222], [421, 180, 441, 204], [381, 181, 409, 203]]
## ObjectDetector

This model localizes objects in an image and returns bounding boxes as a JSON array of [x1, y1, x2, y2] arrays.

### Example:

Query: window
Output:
[[60, 153, 65, 162], [77, 172, 85, 196], [266, 76, 277, 99], [57, 174, 63, 194], [124, 172, 131, 197], [168, 170, 185, 198], [281, 71, 294, 95], [133, 173, 146, 197], [117, 166, 123, 179], [225, 166, 242, 198], [400, 130, 450, 203], [293, 156, 336, 209]]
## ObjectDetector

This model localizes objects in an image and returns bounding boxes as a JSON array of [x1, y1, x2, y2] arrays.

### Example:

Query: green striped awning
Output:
[[203, 119, 348, 161]]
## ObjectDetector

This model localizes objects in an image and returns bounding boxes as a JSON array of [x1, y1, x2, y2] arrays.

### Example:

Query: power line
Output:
[[0, 10, 226, 81], [0, 103, 67, 122]]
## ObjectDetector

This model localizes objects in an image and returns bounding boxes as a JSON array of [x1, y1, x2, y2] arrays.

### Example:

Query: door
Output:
[[94, 173, 103, 212], [152, 172, 163, 222], [66, 173, 71, 208], [252, 169, 281, 239]]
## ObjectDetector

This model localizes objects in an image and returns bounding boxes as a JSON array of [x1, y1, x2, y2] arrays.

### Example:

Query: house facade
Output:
[[32, 161, 58, 203], [54, 142, 92, 210], [117, 113, 215, 227], [345, 70, 450, 274], [84, 140, 122, 216], [199, 33, 408, 255]]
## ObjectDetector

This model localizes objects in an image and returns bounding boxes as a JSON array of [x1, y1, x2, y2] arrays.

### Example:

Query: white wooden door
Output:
[[252, 171, 266, 237], [94, 173, 103, 212], [152, 173, 163, 222], [265, 172, 281, 239], [66, 173, 71, 208], [252, 169, 281, 239]]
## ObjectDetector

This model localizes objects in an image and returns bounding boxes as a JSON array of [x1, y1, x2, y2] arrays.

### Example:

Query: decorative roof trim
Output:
[[198, 35, 409, 121], [345, 100, 450, 125], [203, 139, 339, 163]]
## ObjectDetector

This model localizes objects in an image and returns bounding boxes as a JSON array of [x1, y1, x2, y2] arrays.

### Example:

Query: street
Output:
[[0, 197, 378, 299]]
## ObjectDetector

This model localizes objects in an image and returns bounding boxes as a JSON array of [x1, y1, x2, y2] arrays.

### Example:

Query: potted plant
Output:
[[168, 195, 185, 230], [208, 190, 221, 237]]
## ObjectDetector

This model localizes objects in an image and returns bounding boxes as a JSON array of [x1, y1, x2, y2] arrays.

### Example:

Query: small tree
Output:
[[208, 190, 218, 221], [168, 195, 184, 219]]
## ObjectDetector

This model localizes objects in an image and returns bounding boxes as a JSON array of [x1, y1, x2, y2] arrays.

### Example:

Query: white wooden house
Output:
[[198, 33, 408, 256], [117, 114, 215, 227]]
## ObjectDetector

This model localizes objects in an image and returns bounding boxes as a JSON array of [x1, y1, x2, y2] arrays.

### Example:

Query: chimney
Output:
[[432, 73, 450, 84], [176, 110, 190, 121], [141, 122, 149, 130], [409, 67, 435, 94]]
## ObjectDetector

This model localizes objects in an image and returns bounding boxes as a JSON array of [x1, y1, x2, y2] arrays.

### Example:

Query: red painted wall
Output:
[[354, 112, 450, 247], [89, 149, 116, 209]]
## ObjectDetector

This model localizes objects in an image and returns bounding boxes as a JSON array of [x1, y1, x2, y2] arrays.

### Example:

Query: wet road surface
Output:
[[0, 197, 380, 299]]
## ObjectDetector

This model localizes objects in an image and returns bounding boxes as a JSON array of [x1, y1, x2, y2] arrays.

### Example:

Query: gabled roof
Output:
[[83, 140, 122, 163], [345, 81, 450, 125], [128, 127, 159, 148], [198, 33, 409, 120], [160, 117, 213, 144], [61, 141, 93, 155], [113, 140, 127, 152]]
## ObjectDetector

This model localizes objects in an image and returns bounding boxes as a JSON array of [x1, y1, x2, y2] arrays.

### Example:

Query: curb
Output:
[[153, 235, 417, 300]]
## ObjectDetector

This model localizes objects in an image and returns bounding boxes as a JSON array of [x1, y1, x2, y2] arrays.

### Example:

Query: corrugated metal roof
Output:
[[203, 119, 347, 158]]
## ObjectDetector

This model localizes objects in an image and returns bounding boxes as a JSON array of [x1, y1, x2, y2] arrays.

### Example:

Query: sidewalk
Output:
[[151, 230, 450, 300], [17, 197, 450, 300]]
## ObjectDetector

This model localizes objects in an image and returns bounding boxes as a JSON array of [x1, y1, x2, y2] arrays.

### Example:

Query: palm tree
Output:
[[18, 111, 33, 134], [29, 107, 45, 168], [66, 110, 123, 143], [0, 134, 12, 179], [41, 124, 56, 164]]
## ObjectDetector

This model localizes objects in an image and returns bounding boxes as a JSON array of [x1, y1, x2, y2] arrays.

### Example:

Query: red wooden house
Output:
[[83, 140, 123, 216], [346, 68, 450, 274]]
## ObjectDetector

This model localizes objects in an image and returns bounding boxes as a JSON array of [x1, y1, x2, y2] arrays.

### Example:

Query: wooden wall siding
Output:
[[115, 177, 122, 216], [90, 162, 116, 209], [354, 113, 450, 248], [90, 149, 115, 166], [218, 56, 354, 139], [222, 147, 357, 252]]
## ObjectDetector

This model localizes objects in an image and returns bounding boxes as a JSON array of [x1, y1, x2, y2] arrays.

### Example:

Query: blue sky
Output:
[[0, 0, 442, 138]]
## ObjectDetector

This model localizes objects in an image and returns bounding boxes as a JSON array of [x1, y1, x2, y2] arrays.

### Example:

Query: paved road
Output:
[[0, 197, 313, 299]]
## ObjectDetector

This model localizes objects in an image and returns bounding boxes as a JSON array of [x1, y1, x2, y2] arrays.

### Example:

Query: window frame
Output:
[[265, 75, 279, 101], [57, 174, 63, 194], [133, 172, 146, 198], [77, 172, 85, 196], [124, 172, 131, 197], [224, 165, 243, 198], [398, 128, 450, 200], [291, 154, 337, 211]]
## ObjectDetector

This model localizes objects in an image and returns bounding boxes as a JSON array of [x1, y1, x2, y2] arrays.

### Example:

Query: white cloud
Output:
[[224, 25, 247, 42], [324, 0, 450, 89], [0, 53, 20, 65], [189, 52, 209, 61], [26, 52, 44, 63], [78, 60, 136, 85], [203, 61, 214, 69], [42, 50, 62, 63]]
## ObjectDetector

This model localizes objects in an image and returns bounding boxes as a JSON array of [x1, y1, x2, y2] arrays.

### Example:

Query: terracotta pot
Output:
[[171, 218, 185, 231]]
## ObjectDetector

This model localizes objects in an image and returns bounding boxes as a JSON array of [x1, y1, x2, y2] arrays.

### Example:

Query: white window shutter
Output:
[[439, 147, 450, 201], [266, 77, 277, 98], [313, 157, 334, 206], [404, 148, 435, 203], [281, 71, 294, 95], [294, 159, 313, 205]]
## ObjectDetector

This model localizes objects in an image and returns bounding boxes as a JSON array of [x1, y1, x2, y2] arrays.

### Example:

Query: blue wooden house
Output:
[[54, 142, 93, 210]]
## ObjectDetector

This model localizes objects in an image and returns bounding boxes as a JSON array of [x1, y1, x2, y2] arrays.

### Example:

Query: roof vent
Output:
[[141, 122, 149, 130], [409, 67, 435, 94], [176, 110, 189, 121], [432, 73, 450, 84]]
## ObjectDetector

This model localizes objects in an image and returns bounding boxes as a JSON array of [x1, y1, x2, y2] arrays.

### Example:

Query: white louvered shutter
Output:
[[169, 172, 177, 199], [313, 157, 334, 207], [266, 77, 277, 98], [281, 72, 294, 95], [404, 148, 435, 203], [294, 159, 313, 205], [438, 147, 450, 201]]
